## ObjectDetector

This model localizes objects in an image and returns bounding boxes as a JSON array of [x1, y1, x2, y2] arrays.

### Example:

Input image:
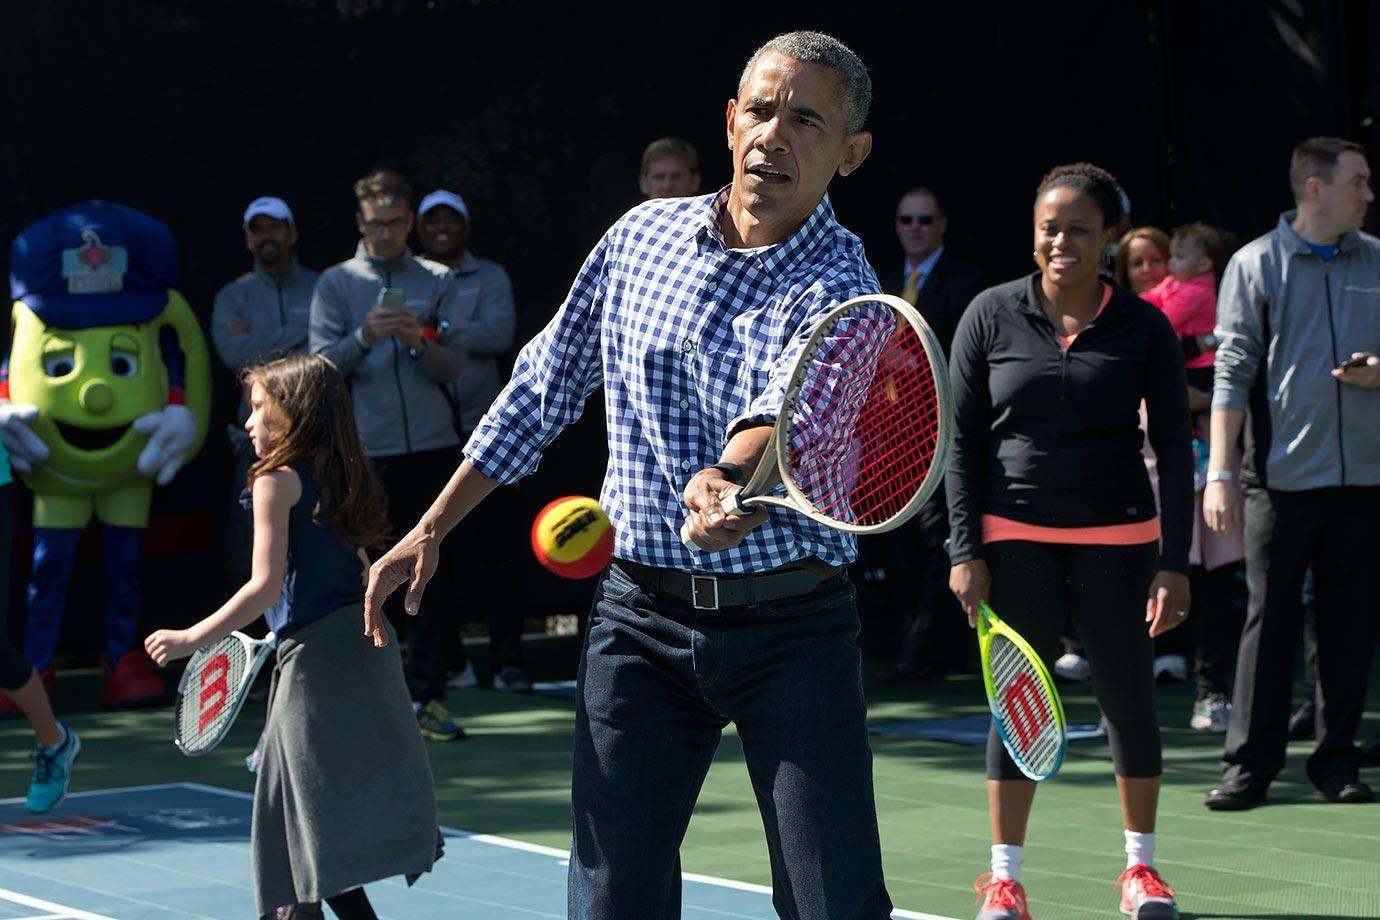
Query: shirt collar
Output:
[[453, 249, 480, 276], [1278, 209, 1360, 255], [253, 256, 300, 283], [691, 185, 838, 275], [354, 240, 415, 274], [904, 245, 945, 280]]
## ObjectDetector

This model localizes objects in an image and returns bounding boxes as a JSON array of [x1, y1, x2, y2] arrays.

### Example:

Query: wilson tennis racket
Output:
[[174, 631, 275, 756], [681, 293, 952, 548], [977, 601, 1066, 781]]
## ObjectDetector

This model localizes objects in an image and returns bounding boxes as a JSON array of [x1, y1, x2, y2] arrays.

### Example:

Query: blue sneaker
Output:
[[26, 723, 80, 814]]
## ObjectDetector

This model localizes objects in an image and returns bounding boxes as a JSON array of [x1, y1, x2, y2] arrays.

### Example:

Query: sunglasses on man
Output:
[[896, 214, 938, 226]]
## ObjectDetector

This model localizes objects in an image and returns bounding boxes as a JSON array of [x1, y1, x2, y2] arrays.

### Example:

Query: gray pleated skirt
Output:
[[252, 604, 440, 916]]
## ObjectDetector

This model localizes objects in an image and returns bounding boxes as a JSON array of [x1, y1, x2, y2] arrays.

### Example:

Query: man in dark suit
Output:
[[871, 187, 987, 683]]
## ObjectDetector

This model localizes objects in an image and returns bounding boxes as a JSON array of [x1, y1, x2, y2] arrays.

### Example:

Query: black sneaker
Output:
[[492, 666, 532, 694], [1315, 776, 1374, 804], [1204, 781, 1267, 811]]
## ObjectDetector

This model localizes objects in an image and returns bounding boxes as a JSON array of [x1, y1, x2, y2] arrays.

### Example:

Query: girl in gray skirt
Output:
[[146, 354, 440, 919]]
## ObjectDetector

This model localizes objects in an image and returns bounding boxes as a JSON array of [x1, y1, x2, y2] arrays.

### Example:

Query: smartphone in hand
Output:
[[380, 288, 406, 312], [1337, 354, 1372, 371]]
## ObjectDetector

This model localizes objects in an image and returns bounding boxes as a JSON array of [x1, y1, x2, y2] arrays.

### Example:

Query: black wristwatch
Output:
[[708, 461, 746, 485]]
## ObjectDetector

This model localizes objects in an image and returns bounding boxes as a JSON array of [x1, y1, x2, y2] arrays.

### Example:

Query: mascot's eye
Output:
[[110, 350, 139, 378], [43, 354, 75, 377]]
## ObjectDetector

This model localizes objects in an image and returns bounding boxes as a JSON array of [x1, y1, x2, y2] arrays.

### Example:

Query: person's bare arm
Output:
[[1202, 408, 1245, 536], [362, 460, 498, 645]]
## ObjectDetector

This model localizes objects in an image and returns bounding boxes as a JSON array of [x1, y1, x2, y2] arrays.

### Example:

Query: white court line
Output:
[[0, 888, 115, 920], [3, 783, 960, 920]]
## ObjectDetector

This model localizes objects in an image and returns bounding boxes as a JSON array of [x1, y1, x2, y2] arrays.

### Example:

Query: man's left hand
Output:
[[1332, 353, 1380, 389], [682, 467, 768, 552], [1145, 570, 1191, 637], [133, 404, 198, 485]]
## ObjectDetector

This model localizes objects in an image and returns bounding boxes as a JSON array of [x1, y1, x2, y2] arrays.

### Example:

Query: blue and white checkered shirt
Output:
[[464, 188, 881, 574]]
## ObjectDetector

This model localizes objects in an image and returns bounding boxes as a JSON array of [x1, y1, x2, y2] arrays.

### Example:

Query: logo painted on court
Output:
[[198, 652, 232, 731], [0, 815, 141, 840]]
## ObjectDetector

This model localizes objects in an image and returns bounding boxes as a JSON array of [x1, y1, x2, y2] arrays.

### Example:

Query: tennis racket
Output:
[[680, 293, 952, 548], [173, 631, 276, 756], [977, 601, 1066, 781]]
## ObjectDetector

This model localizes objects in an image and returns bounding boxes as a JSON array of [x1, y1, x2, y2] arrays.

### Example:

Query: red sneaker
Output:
[[974, 872, 1032, 920], [1, 665, 53, 717], [1117, 864, 1179, 919], [101, 650, 165, 709]]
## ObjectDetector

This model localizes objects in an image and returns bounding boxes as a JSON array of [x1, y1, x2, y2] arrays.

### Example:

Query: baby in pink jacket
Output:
[[1141, 222, 1226, 378]]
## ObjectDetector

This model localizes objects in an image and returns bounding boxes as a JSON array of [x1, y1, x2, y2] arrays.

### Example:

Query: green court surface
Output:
[[3, 656, 1376, 919]]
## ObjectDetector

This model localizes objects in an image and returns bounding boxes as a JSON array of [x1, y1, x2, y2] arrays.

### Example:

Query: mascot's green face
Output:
[[9, 302, 163, 481]]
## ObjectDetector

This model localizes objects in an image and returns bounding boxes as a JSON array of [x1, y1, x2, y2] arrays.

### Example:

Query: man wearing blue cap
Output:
[[414, 189, 528, 693], [212, 196, 319, 582], [0, 201, 210, 709]]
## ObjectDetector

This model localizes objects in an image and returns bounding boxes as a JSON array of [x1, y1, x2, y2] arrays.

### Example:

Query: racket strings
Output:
[[787, 310, 942, 526], [176, 638, 252, 752], [989, 637, 1062, 775]]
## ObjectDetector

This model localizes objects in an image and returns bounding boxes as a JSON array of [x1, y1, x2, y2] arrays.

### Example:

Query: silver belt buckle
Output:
[[691, 575, 720, 610]]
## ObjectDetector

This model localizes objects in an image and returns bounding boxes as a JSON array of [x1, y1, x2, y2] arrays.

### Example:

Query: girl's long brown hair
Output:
[[242, 354, 391, 549]]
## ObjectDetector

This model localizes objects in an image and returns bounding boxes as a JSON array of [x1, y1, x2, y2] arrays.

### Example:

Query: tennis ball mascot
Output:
[[0, 202, 210, 712]]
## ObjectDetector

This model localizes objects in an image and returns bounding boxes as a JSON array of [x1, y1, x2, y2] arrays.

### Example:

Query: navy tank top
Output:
[[240, 465, 366, 638]]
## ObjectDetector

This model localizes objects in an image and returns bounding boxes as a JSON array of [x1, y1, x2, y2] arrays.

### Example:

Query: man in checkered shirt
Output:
[[365, 31, 893, 918]]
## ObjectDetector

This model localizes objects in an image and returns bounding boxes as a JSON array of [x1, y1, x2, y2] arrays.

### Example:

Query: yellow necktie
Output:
[[901, 267, 922, 305]]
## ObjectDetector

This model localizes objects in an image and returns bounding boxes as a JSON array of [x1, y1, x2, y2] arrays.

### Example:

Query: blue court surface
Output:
[[0, 784, 955, 919]]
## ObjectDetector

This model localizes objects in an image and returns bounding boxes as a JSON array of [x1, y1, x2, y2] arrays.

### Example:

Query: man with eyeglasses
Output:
[[870, 186, 986, 685], [308, 168, 468, 742]]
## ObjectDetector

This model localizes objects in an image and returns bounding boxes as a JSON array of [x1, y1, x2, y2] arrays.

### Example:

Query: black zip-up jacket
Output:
[[945, 273, 1193, 572]]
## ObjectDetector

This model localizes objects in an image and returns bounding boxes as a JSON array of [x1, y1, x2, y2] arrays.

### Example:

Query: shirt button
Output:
[[680, 398, 690, 409], [681, 337, 694, 353], [681, 460, 692, 471], [705, 281, 717, 292]]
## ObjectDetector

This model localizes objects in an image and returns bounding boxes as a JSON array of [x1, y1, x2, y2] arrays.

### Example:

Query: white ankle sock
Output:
[[991, 844, 1023, 882], [1124, 829, 1155, 869]]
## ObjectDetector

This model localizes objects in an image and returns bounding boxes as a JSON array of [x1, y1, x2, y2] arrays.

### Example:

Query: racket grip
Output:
[[723, 490, 751, 517], [679, 521, 707, 553]]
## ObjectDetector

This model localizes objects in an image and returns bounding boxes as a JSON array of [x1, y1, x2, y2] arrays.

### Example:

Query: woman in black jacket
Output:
[[948, 164, 1192, 920]]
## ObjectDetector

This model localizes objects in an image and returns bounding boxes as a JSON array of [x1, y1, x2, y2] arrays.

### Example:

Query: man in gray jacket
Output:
[[1203, 137, 1380, 809], [308, 168, 467, 742], [414, 190, 529, 692], [212, 196, 319, 583]]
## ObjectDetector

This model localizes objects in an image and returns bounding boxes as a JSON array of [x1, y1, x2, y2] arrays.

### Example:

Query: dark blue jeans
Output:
[[568, 563, 892, 920]]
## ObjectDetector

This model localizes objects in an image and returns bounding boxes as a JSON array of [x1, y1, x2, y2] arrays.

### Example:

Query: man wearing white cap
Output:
[[414, 190, 528, 692], [212, 196, 319, 583]]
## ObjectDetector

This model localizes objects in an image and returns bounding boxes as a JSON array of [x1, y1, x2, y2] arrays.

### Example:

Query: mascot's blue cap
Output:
[[9, 201, 178, 330]]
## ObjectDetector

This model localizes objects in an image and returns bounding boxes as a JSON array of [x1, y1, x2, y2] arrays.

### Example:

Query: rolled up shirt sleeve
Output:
[[944, 300, 991, 565], [1212, 252, 1267, 412], [463, 235, 609, 484]]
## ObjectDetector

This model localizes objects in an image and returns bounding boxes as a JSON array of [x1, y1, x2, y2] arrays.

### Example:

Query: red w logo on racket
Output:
[[197, 653, 232, 732], [1003, 672, 1050, 748]]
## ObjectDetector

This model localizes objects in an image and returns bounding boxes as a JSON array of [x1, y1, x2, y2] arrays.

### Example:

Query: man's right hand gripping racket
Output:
[[173, 631, 276, 756], [681, 293, 953, 548], [977, 602, 1067, 780]]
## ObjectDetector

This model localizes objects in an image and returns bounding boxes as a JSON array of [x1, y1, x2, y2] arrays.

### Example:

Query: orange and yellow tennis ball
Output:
[[531, 495, 614, 579]]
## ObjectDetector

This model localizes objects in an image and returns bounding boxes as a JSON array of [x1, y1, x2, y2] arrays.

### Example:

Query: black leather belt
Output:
[[613, 558, 841, 610]]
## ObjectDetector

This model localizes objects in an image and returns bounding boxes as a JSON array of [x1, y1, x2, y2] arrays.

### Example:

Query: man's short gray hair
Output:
[[738, 31, 872, 134]]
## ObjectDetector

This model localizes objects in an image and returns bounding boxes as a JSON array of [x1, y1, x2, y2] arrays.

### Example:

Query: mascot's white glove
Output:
[[0, 401, 51, 473], [134, 404, 197, 485]]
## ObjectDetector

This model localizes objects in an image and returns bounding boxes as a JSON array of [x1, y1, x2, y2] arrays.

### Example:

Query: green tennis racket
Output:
[[977, 601, 1066, 781]]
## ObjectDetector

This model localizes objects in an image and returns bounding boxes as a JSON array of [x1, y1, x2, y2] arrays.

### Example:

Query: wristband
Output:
[[708, 461, 746, 485], [353, 326, 369, 348], [1205, 470, 1234, 482]]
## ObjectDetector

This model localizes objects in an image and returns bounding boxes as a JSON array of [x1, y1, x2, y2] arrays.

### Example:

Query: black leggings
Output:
[[985, 540, 1162, 780]]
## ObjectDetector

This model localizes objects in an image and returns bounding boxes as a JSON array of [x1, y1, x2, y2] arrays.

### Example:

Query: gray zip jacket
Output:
[[308, 243, 463, 458], [444, 250, 516, 431], [211, 259, 318, 370], [1213, 210, 1380, 489]]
